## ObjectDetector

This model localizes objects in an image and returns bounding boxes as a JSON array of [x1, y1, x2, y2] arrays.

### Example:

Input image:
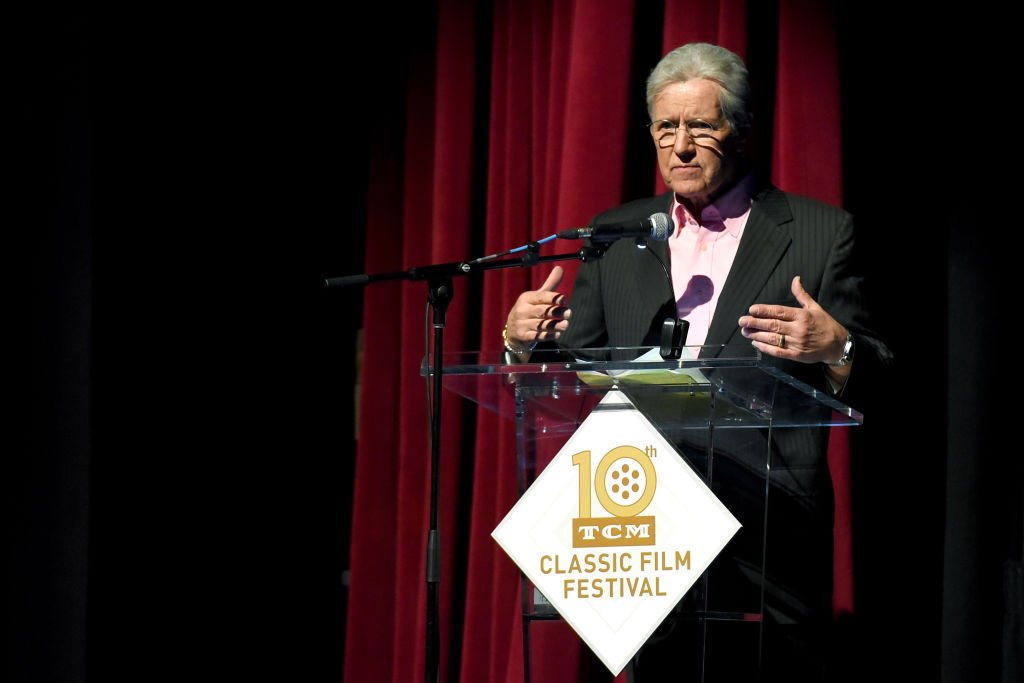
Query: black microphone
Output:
[[556, 212, 673, 242]]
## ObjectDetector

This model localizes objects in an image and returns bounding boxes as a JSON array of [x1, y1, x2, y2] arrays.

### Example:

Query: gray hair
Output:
[[646, 43, 752, 139]]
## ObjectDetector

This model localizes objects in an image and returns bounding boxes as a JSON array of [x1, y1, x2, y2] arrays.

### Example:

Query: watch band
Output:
[[829, 333, 854, 367]]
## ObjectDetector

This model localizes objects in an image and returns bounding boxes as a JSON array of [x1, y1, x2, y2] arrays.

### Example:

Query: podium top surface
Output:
[[429, 345, 863, 429]]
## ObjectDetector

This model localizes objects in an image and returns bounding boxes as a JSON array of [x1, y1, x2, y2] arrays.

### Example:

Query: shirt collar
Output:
[[671, 172, 756, 238]]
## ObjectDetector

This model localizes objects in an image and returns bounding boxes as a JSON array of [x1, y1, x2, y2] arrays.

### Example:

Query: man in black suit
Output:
[[503, 43, 891, 681]]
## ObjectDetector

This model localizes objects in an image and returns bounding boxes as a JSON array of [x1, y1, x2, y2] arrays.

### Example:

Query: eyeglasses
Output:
[[647, 119, 721, 148]]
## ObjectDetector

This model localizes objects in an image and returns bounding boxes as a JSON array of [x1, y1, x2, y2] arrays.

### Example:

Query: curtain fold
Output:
[[461, 4, 536, 678], [346, 2, 851, 680]]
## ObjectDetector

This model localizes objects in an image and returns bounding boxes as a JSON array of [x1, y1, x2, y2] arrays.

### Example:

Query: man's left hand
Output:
[[739, 276, 849, 373]]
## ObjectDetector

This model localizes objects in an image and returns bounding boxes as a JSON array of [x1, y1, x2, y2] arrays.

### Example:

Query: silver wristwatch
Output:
[[829, 333, 854, 367]]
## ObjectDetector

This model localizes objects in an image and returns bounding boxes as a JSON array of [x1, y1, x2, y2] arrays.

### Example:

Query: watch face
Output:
[[838, 335, 854, 365]]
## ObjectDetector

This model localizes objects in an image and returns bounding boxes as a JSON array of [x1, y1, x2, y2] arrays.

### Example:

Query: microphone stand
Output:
[[325, 241, 610, 683]]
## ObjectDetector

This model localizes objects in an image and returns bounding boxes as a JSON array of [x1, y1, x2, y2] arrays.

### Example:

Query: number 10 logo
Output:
[[571, 446, 657, 548]]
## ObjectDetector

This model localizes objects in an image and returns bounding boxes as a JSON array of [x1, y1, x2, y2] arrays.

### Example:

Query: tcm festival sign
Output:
[[492, 392, 740, 675]]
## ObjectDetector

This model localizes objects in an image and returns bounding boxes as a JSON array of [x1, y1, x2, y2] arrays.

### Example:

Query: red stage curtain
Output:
[[345, 2, 851, 681]]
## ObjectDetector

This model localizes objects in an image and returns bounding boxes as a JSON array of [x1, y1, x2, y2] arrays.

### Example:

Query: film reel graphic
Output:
[[572, 445, 657, 518]]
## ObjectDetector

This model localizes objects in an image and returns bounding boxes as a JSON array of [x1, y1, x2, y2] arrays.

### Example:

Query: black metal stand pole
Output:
[[424, 276, 451, 683]]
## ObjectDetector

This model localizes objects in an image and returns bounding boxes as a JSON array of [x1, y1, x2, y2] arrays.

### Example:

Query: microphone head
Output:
[[648, 212, 672, 241]]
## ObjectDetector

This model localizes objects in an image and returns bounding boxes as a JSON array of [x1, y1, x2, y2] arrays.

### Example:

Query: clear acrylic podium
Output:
[[434, 344, 862, 681]]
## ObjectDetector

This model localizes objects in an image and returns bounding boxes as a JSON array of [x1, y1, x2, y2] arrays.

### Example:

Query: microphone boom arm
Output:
[[323, 244, 608, 289]]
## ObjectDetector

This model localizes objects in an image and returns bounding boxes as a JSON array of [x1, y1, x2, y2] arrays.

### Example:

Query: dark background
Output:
[[21, 7, 369, 681], [18, 4, 1021, 682]]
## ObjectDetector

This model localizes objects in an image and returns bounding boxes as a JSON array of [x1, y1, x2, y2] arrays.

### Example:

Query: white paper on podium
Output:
[[575, 346, 710, 387]]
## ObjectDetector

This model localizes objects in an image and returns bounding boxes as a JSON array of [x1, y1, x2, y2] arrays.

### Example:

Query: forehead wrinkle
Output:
[[652, 79, 723, 122]]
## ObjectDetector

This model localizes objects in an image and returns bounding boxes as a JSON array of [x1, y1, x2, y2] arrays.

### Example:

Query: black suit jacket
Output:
[[556, 183, 893, 624], [562, 186, 888, 381]]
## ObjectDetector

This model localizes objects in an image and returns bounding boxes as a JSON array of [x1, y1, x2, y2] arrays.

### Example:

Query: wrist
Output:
[[502, 325, 537, 355], [827, 332, 854, 367]]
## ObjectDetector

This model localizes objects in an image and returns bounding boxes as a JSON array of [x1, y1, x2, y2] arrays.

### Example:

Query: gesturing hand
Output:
[[738, 275, 848, 367], [504, 266, 572, 351]]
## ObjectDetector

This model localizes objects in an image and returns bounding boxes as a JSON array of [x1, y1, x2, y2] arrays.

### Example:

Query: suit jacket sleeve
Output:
[[815, 210, 893, 410]]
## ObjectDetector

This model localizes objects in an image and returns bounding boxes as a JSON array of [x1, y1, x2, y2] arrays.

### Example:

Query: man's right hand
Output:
[[504, 266, 572, 352]]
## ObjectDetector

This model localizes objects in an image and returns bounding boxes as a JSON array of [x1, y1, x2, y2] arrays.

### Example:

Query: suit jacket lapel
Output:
[[703, 186, 793, 356]]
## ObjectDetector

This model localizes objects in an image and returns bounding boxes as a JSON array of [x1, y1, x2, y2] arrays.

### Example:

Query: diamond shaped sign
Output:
[[491, 391, 741, 675]]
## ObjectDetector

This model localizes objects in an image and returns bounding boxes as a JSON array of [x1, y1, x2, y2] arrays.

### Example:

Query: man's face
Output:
[[651, 78, 745, 209]]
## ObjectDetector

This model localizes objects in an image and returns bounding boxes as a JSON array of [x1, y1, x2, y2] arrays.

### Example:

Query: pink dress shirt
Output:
[[669, 174, 756, 347]]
